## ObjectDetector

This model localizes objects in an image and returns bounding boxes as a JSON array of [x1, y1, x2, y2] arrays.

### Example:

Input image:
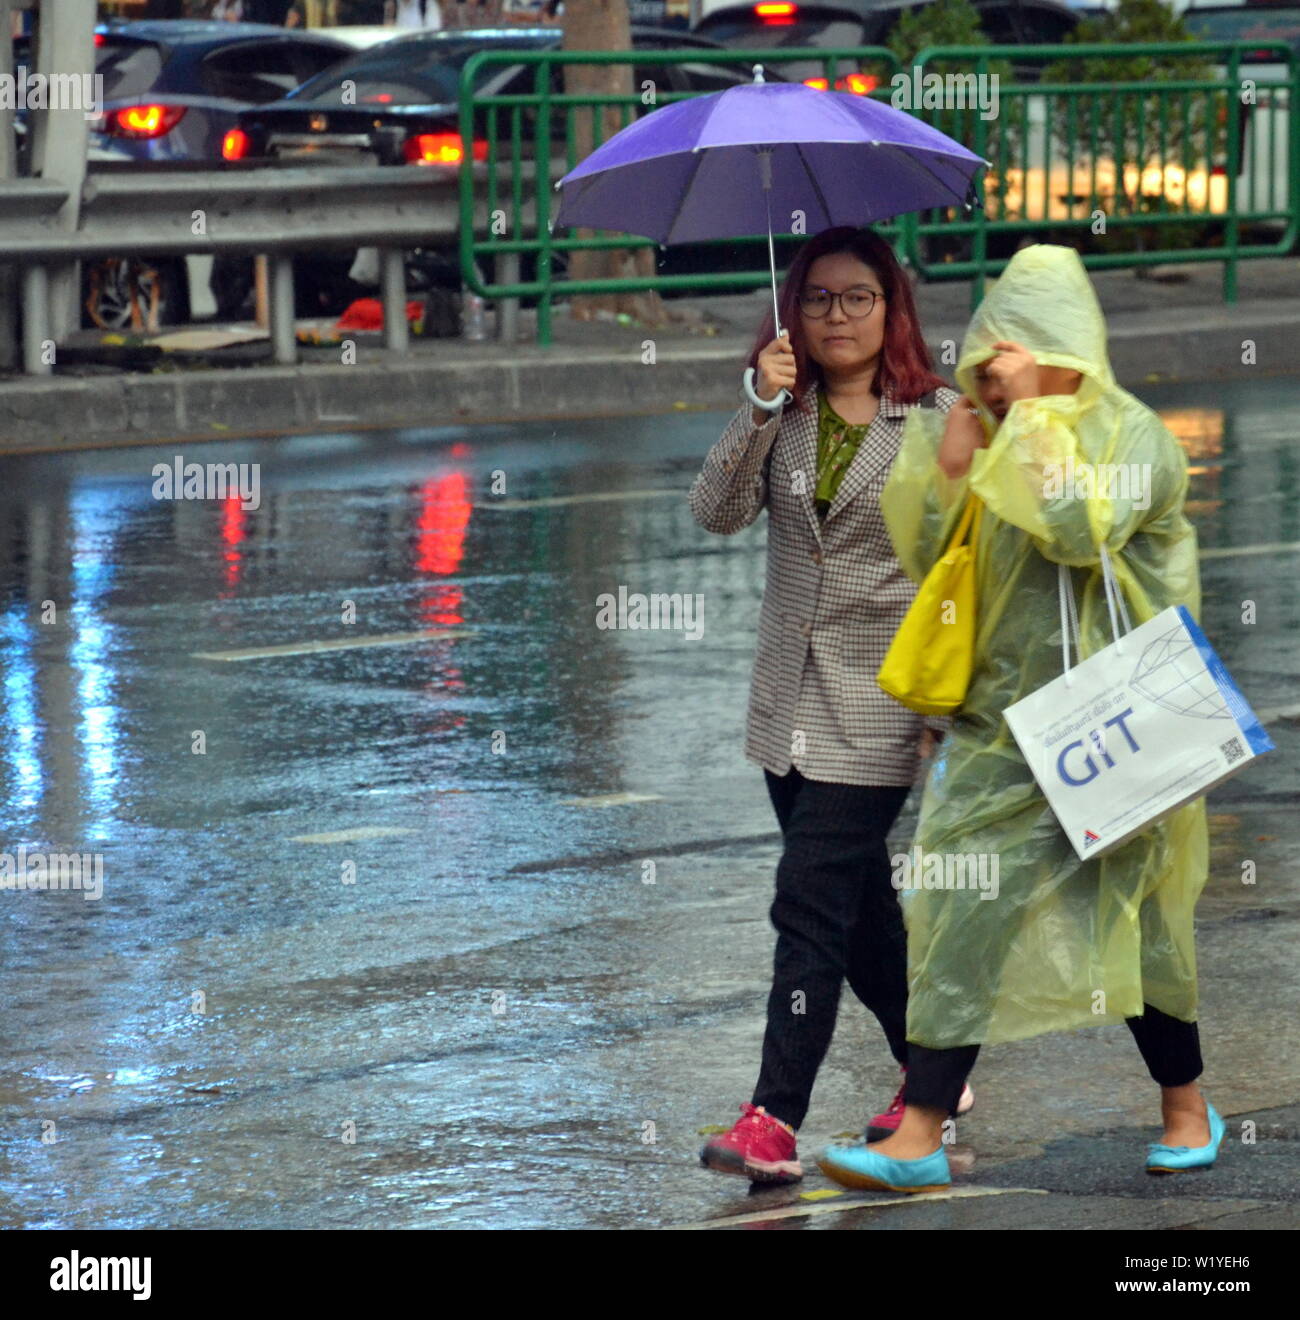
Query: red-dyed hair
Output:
[[745, 226, 948, 414]]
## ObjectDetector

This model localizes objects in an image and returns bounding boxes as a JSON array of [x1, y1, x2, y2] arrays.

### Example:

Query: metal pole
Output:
[[269, 253, 296, 365], [757, 147, 782, 339], [21, 262, 49, 376], [381, 246, 408, 352]]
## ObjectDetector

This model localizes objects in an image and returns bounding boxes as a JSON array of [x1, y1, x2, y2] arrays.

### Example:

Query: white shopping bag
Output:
[[1004, 548, 1274, 860]]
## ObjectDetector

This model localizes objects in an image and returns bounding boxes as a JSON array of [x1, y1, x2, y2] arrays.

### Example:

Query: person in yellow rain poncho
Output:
[[816, 245, 1225, 1196]]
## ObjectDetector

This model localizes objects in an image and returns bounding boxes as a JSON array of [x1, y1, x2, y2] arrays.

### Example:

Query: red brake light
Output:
[[222, 127, 250, 161], [803, 74, 878, 95], [755, 1, 797, 23], [403, 132, 488, 165], [93, 32, 105, 47], [106, 104, 186, 139]]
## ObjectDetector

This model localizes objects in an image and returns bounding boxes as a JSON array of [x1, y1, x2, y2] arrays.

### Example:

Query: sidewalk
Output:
[[3, 254, 1298, 454]]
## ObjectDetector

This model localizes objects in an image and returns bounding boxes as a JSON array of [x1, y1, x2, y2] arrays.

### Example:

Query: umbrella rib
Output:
[[664, 146, 712, 245], [871, 141, 974, 209], [793, 143, 835, 230]]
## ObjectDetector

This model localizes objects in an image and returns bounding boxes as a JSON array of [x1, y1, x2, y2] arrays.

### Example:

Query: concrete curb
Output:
[[3, 302, 1299, 454]]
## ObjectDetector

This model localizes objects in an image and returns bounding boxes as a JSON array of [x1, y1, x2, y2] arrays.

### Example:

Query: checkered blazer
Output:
[[690, 379, 959, 786]]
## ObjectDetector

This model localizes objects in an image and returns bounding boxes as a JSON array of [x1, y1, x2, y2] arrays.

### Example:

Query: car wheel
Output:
[[82, 257, 188, 331]]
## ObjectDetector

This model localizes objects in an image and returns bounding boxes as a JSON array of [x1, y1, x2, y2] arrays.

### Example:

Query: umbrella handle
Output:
[[743, 368, 790, 413]]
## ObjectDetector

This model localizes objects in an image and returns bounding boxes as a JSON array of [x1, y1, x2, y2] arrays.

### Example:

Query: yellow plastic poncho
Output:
[[881, 245, 1208, 1049]]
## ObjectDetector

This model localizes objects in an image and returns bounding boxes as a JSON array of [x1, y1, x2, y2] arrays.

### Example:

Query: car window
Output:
[[95, 37, 165, 100], [978, 4, 1078, 46], [288, 40, 354, 85], [200, 43, 309, 103], [694, 15, 870, 82], [696, 16, 864, 48], [288, 35, 550, 106]]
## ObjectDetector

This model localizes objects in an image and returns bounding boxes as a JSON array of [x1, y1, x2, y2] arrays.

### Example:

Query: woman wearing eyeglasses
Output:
[[691, 225, 972, 1184]]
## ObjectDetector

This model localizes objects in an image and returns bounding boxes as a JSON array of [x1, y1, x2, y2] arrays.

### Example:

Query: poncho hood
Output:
[[956, 245, 1116, 421]]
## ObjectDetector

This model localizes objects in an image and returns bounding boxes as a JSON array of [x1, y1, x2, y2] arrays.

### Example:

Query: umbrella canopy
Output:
[[553, 77, 988, 244]]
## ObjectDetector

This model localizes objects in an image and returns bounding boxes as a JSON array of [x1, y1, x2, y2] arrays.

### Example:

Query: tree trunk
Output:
[[562, 0, 667, 326]]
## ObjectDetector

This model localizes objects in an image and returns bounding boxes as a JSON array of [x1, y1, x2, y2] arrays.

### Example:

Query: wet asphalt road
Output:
[[0, 378, 1297, 1230]]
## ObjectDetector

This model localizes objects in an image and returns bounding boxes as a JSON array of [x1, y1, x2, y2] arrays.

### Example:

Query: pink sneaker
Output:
[[700, 1102, 803, 1184], [865, 1067, 975, 1141]]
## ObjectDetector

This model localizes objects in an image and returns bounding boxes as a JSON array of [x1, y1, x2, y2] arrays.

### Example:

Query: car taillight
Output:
[[93, 32, 105, 47], [402, 132, 488, 165], [105, 104, 186, 138], [802, 74, 879, 95], [222, 127, 250, 161], [754, 1, 797, 23]]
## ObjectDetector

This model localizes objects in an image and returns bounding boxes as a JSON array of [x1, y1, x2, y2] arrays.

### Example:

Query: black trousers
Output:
[[751, 767, 912, 1130], [905, 1007, 1205, 1114]]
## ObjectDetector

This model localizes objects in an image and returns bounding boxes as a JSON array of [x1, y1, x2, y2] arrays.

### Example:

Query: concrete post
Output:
[[0, 2, 18, 372], [381, 246, 408, 352], [28, 0, 95, 349], [21, 262, 49, 375], [269, 253, 297, 364]]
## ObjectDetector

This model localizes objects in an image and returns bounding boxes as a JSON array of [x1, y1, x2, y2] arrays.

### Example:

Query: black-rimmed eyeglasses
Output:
[[798, 286, 884, 319]]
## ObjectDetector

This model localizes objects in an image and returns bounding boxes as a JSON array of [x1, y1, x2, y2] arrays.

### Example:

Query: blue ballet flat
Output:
[[817, 1141, 951, 1193], [1146, 1102, 1226, 1174]]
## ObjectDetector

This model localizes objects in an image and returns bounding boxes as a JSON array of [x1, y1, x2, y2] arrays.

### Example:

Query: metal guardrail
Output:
[[3, 166, 461, 375], [458, 41, 1299, 337]]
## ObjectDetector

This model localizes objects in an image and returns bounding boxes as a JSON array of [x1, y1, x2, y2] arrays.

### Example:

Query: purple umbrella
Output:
[[554, 66, 987, 355]]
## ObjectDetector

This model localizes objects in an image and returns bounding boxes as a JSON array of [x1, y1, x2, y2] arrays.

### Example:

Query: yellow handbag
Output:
[[877, 495, 982, 716]]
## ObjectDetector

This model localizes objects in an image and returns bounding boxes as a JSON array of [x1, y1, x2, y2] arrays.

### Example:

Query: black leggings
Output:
[[751, 768, 912, 1130], [906, 1003, 1204, 1114]]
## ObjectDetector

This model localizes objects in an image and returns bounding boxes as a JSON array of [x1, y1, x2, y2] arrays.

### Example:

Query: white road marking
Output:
[[289, 826, 417, 844], [192, 629, 473, 661], [474, 490, 683, 510], [669, 1184, 1046, 1230], [1200, 541, 1300, 560], [558, 792, 664, 808]]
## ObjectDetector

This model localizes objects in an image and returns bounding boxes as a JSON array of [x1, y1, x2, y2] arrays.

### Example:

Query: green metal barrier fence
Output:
[[456, 46, 902, 343], [458, 41, 1297, 341], [898, 42, 1297, 307]]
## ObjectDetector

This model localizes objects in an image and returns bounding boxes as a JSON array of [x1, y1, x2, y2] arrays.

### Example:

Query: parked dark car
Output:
[[694, 0, 1081, 86], [79, 20, 355, 328], [226, 25, 771, 166], [224, 25, 788, 307], [89, 20, 353, 162]]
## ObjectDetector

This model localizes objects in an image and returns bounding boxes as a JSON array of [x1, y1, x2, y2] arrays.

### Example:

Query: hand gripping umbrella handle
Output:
[[743, 368, 790, 412]]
